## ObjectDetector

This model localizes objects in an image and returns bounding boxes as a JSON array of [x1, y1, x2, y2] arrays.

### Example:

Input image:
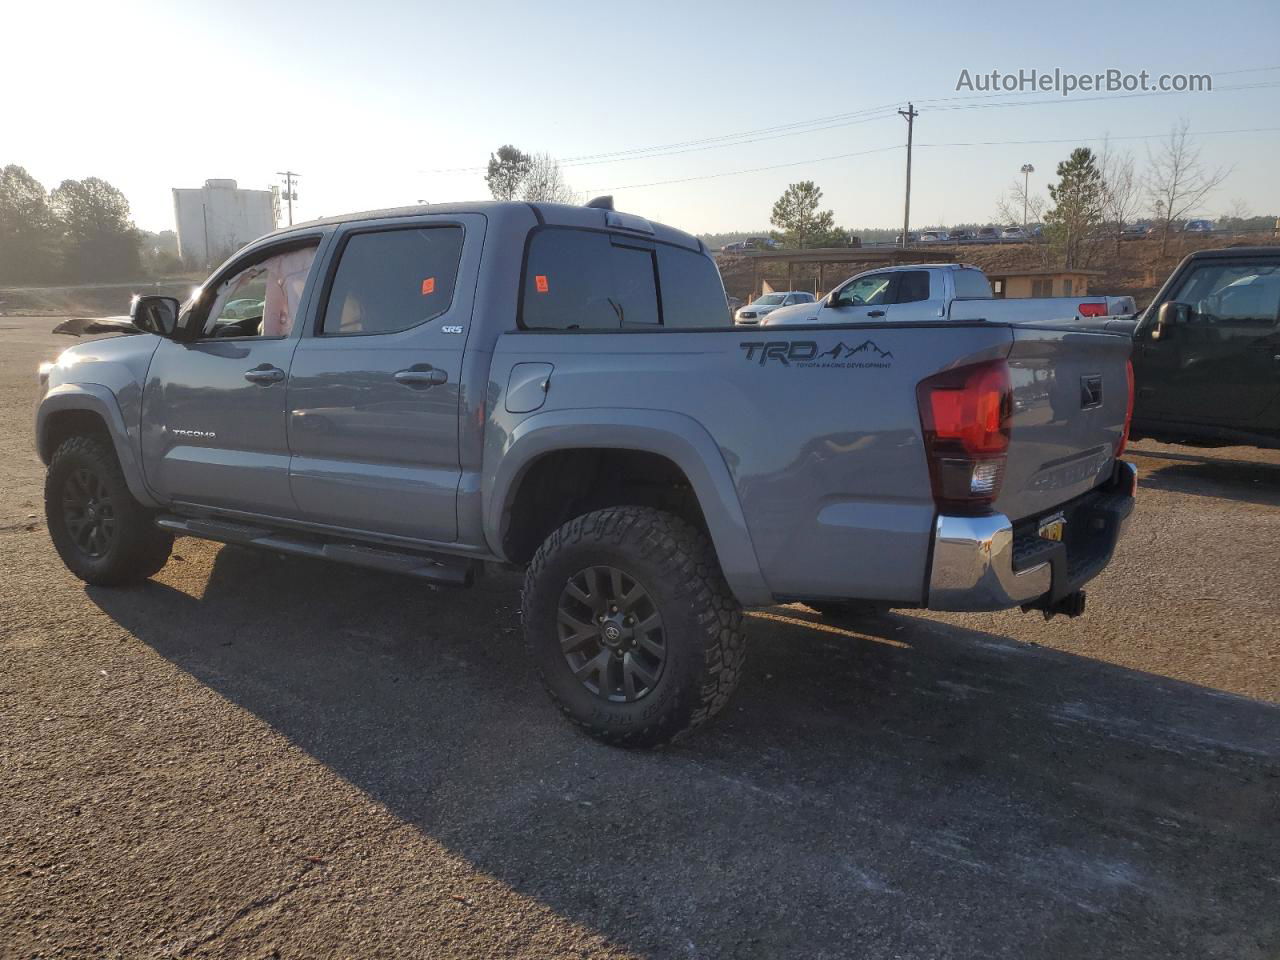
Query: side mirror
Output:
[[1153, 301, 1189, 340], [131, 295, 181, 338]]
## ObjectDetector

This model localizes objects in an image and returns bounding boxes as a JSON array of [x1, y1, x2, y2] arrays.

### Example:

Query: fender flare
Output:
[[36, 383, 160, 509], [484, 408, 773, 606]]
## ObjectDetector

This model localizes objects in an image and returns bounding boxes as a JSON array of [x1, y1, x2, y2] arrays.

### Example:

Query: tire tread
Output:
[[521, 506, 745, 747]]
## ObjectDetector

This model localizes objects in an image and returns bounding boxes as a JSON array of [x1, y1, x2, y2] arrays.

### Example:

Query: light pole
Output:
[[1020, 163, 1034, 228]]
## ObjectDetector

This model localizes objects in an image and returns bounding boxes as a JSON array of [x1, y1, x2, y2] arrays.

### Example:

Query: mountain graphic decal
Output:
[[818, 340, 894, 361], [846, 339, 894, 361]]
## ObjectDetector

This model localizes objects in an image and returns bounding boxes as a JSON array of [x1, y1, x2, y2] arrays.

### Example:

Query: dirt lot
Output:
[[2, 315, 1278, 959]]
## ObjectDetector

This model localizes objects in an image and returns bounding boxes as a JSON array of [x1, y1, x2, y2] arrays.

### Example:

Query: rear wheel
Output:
[[522, 506, 745, 747], [45, 435, 173, 586]]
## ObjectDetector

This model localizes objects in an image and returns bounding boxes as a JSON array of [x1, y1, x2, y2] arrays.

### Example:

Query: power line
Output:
[[428, 73, 1280, 176], [922, 80, 1280, 114], [587, 125, 1280, 193], [586, 145, 902, 192], [429, 103, 902, 173], [916, 125, 1280, 148]]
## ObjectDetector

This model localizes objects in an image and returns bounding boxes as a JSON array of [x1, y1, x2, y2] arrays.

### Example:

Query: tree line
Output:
[[0, 165, 152, 284], [719, 119, 1265, 264], [996, 119, 1242, 268]]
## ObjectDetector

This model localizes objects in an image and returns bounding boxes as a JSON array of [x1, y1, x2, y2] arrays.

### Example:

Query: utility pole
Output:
[[277, 170, 300, 225], [1020, 163, 1035, 227], [899, 103, 918, 249]]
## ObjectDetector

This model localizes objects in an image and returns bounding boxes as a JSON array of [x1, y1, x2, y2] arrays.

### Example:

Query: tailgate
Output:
[[992, 326, 1132, 523]]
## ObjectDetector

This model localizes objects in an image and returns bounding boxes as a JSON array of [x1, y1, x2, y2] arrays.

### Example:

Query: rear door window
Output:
[[522, 228, 660, 329], [894, 271, 931, 304]]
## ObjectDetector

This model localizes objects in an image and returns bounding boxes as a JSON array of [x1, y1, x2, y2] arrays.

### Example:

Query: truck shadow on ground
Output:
[[87, 543, 1280, 959], [1134, 456, 1280, 507]]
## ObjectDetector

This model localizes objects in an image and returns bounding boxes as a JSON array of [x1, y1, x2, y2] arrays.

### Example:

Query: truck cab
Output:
[[1130, 247, 1280, 447]]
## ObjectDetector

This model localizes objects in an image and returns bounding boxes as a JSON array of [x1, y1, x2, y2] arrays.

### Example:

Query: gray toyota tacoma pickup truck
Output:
[[35, 199, 1137, 746]]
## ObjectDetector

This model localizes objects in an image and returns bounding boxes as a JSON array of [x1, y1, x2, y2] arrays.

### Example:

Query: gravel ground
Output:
[[2, 315, 1278, 959]]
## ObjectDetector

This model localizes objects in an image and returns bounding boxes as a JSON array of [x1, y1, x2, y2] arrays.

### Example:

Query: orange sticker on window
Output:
[[535, 274, 549, 293], [421, 277, 436, 295]]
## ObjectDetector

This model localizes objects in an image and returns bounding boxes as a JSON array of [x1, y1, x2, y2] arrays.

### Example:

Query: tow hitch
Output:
[[1022, 589, 1087, 621]]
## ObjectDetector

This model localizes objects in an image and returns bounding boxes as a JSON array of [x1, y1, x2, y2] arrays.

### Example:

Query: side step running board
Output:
[[155, 515, 477, 587]]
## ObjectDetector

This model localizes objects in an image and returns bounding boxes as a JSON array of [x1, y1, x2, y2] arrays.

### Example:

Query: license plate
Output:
[[1038, 513, 1066, 542]]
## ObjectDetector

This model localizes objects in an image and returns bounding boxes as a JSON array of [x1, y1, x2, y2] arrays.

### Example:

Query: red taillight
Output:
[[1117, 357, 1135, 457], [1078, 302, 1107, 317], [917, 359, 1013, 512]]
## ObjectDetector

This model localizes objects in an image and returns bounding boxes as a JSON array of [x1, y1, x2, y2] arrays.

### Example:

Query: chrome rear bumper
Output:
[[926, 461, 1136, 612]]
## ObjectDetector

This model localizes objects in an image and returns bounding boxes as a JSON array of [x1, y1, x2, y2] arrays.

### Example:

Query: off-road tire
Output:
[[45, 435, 173, 586], [522, 506, 746, 747]]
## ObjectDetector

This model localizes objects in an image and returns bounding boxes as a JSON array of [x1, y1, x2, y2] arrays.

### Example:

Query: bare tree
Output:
[[1219, 197, 1251, 222], [1146, 118, 1230, 254], [521, 153, 579, 204], [1098, 139, 1143, 256], [995, 178, 1045, 228]]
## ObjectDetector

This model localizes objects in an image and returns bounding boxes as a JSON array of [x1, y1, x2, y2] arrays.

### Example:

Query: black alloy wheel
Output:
[[558, 565, 666, 702], [61, 465, 117, 559]]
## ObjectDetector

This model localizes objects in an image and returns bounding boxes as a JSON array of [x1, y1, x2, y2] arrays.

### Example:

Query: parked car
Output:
[[1182, 219, 1214, 233], [763, 264, 1134, 326], [1000, 227, 1028, 241], [917, 230, 950, 243], [949, 229, 976, 243], [35, 199, 1136, 746], [222, 297, 265, 319], [1096, 248, 1280, 449], [1122, 222, 1152, 239], [735, 291, 815, 325], [720, 236, 778, 254], [895, 232, 920, 245], [975, 227, 1001, 243]]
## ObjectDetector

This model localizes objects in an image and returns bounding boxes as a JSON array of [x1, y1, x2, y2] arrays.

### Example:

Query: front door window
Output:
[[199, 245, 319, 339]]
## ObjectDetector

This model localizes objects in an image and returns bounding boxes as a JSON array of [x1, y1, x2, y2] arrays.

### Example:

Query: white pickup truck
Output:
[[764, 264, 1135, 326]]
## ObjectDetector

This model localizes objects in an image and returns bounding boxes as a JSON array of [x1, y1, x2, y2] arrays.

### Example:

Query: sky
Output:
[[4, 0, 1278, 236]]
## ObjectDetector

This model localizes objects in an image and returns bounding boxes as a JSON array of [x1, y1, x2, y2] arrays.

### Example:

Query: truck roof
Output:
[[273, 200, 704, 252], [1181, 246, 1280, 260], [855, 262, 982, 275]]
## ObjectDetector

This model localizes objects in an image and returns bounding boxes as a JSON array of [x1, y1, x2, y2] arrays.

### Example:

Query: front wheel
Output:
[[45, 435, 173, 586], [522, 507, 746, 747]]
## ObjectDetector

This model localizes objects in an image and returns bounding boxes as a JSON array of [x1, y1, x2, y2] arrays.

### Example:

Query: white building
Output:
[[172, 179, 279, 266]]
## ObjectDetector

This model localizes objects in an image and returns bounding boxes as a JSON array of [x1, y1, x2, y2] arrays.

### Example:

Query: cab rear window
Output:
[[520, 227, 729, 330], [953, 269, 993, 299]]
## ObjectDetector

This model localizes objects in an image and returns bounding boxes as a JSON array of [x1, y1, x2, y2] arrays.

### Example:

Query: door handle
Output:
[[867, 310, 886, 318], [394, 365, 448, 388], [244, 364, 285, 385]]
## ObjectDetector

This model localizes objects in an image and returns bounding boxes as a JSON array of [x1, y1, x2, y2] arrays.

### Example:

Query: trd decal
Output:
[[740, 339, 894, 368]]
